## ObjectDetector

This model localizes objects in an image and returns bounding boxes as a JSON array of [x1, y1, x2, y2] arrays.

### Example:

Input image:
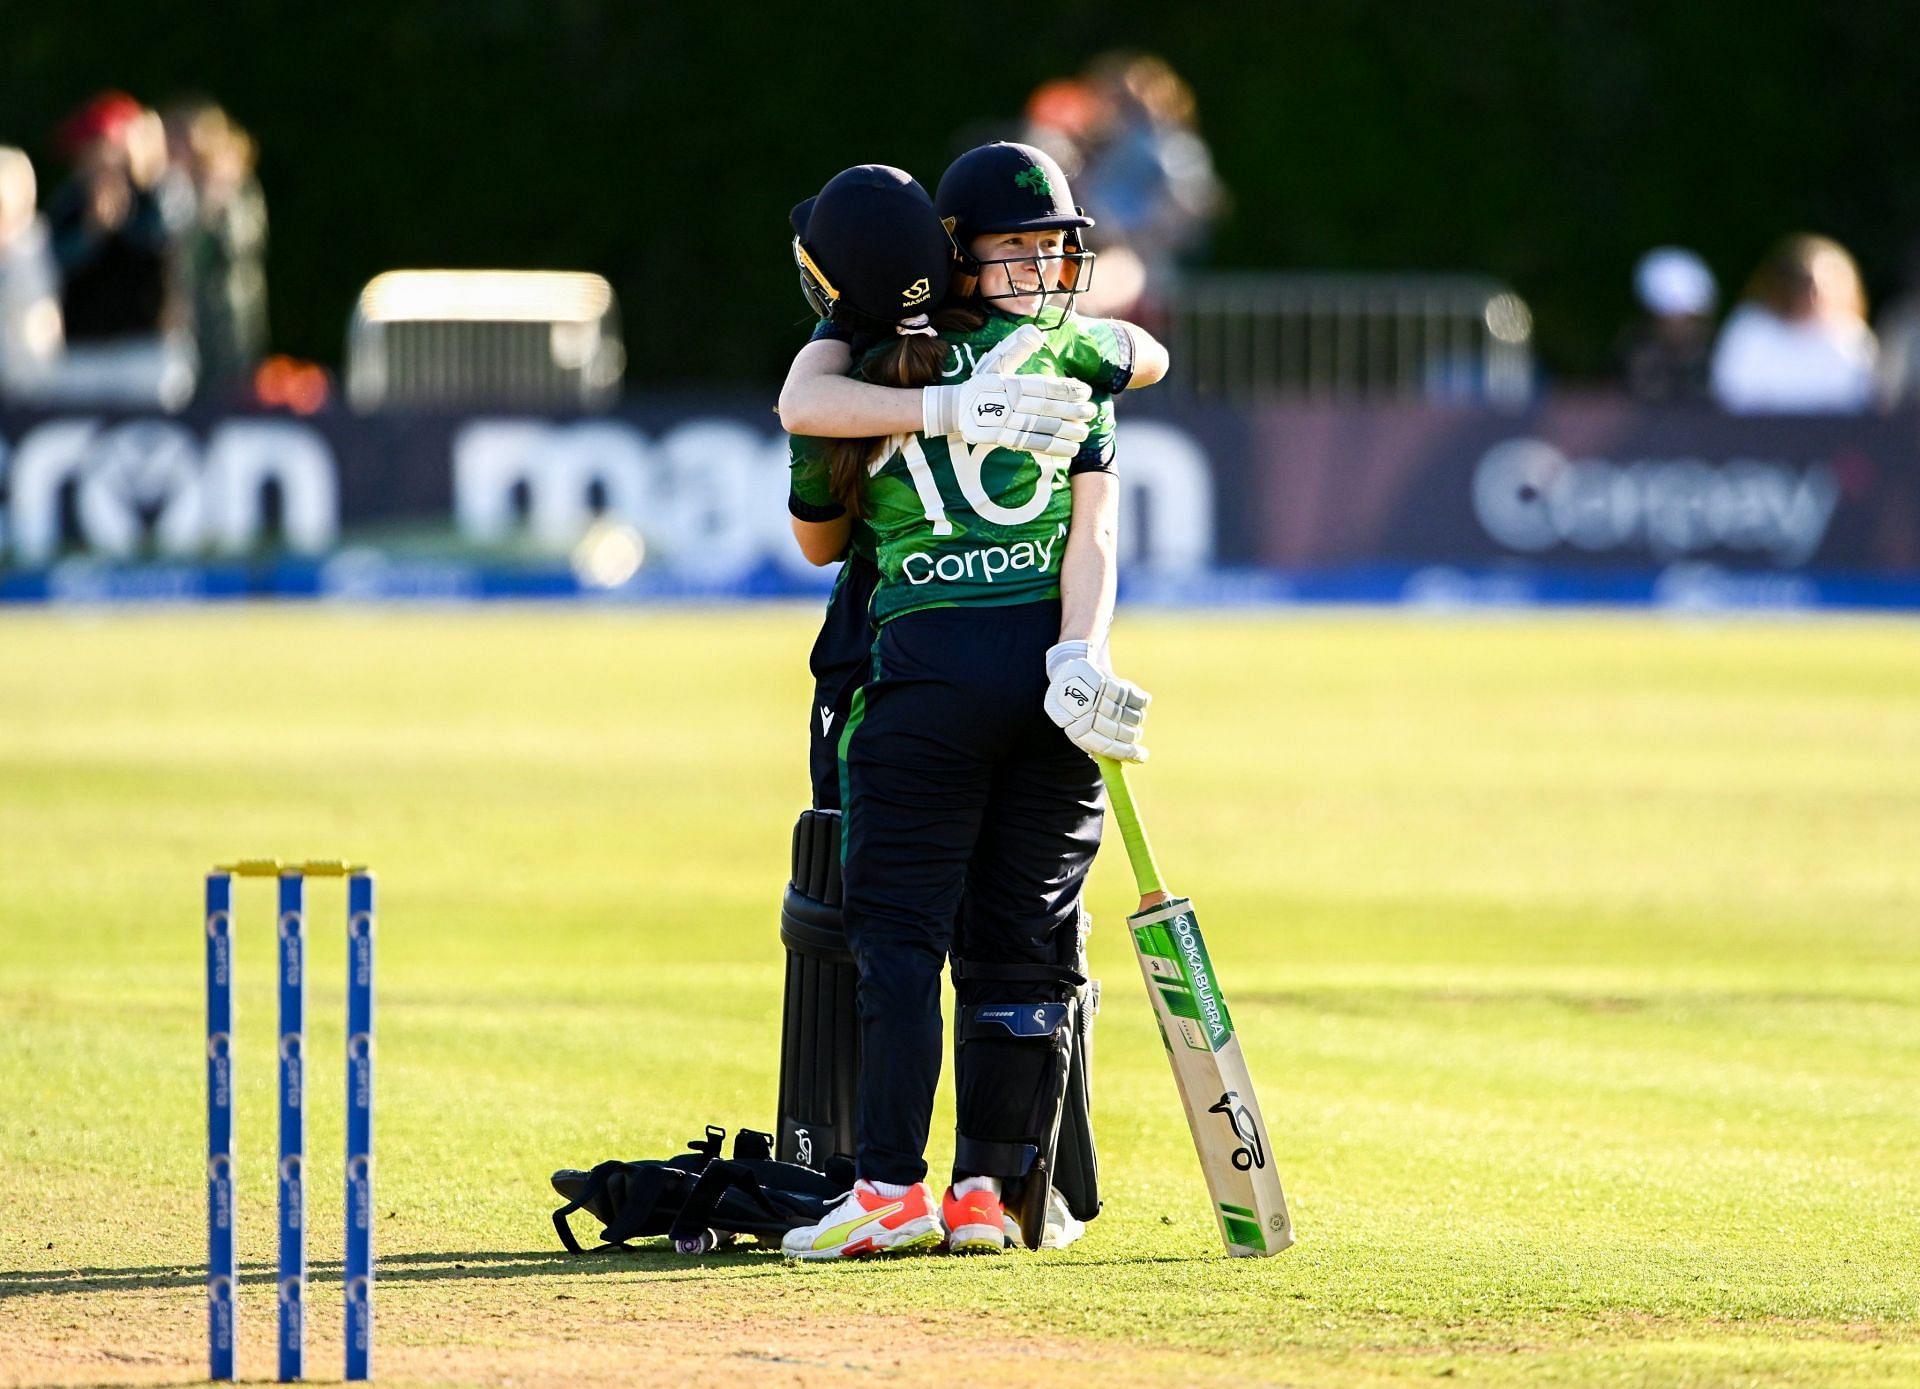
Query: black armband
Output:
[[1067, 432, 1117, 476], [788, 493, 847, 522]]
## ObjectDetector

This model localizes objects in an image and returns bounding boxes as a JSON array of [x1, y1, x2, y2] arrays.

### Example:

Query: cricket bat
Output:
[[1098, 756, 1294, 1257]]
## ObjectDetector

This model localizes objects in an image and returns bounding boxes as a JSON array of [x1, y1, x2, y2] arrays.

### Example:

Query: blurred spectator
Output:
[[1020, 77, 1108, 176], [1871, 238, 1920, 408], [1068, 52, 1225, 318], [1711, 234, 1875, 414], [1617, 247, 1717, 405], [0, 147, 64, 400], [42, 92, 194, 407], [48, 94, 171, 338], [163, 99, 269, 397]]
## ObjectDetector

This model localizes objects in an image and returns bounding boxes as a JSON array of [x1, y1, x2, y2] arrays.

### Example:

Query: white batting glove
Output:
[[923, 324, 1095, 460], [1043, 640, 1151, 763]]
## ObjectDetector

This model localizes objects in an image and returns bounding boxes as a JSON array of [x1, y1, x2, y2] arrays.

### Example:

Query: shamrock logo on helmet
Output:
[[1014, 165, 1052, 198]]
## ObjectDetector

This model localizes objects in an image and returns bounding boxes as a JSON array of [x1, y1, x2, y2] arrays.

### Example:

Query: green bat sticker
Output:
[[1131, 903, 1235, 1052]]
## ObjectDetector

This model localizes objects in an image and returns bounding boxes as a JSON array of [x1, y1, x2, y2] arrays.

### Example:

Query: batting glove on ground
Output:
[[1043, 640, 1151, 763], [924, 325, 1095, 460]]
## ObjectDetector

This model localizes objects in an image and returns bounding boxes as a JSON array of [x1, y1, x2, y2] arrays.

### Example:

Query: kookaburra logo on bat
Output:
[[1210, 1091, 1265, 1171]]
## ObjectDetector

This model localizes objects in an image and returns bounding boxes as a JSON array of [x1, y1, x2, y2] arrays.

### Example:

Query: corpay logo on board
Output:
[[1472, 437, 1842, 567]]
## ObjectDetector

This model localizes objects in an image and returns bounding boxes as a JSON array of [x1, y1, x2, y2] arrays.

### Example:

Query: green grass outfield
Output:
[[2, 606, 1917, 1388]]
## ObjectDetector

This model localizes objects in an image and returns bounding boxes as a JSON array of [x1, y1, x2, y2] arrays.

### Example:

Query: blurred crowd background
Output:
[[0, 93, 265, 409], [4, 2, 1920, 410]]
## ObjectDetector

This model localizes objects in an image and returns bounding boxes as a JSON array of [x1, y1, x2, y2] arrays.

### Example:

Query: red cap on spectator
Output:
[[1025, 79, 1102, 140], [57, 91, 144, 155]]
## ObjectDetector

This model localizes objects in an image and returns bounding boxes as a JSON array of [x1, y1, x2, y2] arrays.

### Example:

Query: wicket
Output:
[[206, 860, 376, 1383]]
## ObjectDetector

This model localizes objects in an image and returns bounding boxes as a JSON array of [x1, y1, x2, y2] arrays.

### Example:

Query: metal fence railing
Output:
[[345, 271, 626, 411], [1158, 272, 1535, 406]]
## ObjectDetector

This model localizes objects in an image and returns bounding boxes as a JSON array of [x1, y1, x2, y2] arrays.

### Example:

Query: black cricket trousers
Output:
[[838, 599, 1103, 1186]]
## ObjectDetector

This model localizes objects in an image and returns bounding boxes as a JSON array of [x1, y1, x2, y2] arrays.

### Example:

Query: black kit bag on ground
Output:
[[550, 1125, 855, 1254]]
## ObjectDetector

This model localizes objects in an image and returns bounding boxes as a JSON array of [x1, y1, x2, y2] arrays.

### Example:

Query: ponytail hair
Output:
[[825, 302, 987, 518]]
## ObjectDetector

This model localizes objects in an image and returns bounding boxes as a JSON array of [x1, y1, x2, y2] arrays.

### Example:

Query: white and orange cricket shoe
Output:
[[942, 1180, 1009, 1255], [781, 1179, 944, 1261]]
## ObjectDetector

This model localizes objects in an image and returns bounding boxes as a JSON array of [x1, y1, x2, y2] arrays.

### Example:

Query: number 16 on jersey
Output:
[[1097, 758, 1294, 1257]]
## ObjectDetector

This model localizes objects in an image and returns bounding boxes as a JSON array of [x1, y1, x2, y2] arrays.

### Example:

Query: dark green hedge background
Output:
[[7, 1, 1918, 387]]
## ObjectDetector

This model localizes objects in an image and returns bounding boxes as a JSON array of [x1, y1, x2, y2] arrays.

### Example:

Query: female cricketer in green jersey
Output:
[[779, 144, 1160, 1260], [783, 163, 1102, 810], [773, 165, 1100, 1182]]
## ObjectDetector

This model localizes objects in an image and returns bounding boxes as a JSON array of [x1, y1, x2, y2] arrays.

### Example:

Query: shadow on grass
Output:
[[2, 1244, 1209, 1297], [0, 1248, 776, 1297]]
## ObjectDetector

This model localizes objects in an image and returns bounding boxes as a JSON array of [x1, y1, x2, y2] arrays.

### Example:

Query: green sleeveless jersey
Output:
[[787, 310, 1131, 625]]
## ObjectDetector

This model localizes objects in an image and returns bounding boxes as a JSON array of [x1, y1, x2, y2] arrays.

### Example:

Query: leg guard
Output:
[[1053, 905, 1102, 1223], [951, 963, 1083, 1250], [776, 810, 859, 1170]]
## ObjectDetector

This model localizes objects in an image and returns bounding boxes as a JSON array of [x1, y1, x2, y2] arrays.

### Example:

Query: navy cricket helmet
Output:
[[934, 142, 1096, 305], [790, 165, 956, 336]]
